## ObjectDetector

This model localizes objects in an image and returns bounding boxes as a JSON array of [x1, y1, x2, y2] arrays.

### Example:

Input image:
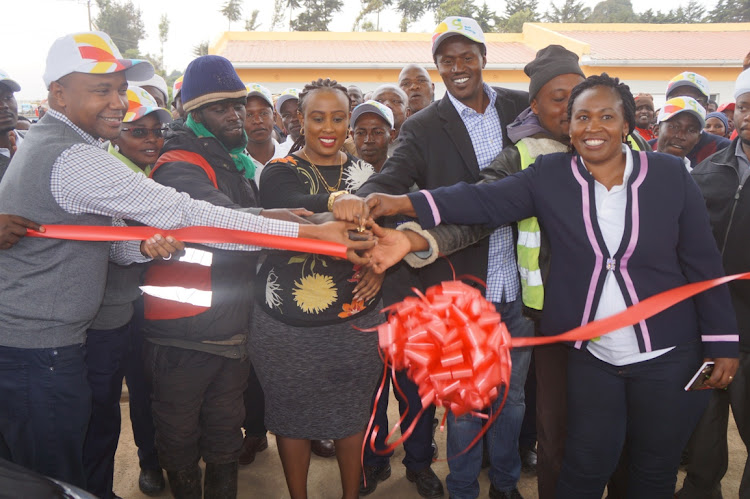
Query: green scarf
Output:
[[108, 143, 151, 176], [185, 114, 255, 181]]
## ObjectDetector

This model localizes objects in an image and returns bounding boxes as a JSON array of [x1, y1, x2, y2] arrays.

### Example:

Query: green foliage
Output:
[[587, 0, 638, 22], [220, 0, 243, 30], [501, 9, 537, 31], [245, 9, 261, 30], [193, 41, 209, 57], [434, 0, 477, 23], [504, 0, 539, 18], [270, 0, 286, 30], [706, 0, 750, 22], [545, 0, 591, 22], [292, 0, 344, 30], [94, 0, 145, 53], [395, 0, 426, 31], [475, 2, 502, 31], [354, 0, 394, 31]]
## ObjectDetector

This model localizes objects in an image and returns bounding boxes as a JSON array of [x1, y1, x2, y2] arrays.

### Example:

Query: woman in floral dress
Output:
[[249, 78, 384, 499]]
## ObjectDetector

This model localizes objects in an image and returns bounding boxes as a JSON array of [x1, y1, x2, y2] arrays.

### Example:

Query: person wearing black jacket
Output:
[[141, 56, 314, 499], [334, 16, 530, 499], [678, 72, 750, 499]]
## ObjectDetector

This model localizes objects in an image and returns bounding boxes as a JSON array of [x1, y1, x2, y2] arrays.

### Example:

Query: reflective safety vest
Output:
[[515, 139, 545, 311], [141, 150, 218, 321]]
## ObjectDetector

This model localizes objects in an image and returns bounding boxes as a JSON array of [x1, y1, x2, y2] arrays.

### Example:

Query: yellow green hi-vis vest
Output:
[[515, 139, 544, 311]]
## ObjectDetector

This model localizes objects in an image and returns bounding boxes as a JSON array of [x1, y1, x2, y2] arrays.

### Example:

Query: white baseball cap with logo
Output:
[[275, 88, 302, 114], [245, 83, 274, 108], [351, 100, 395, 130], [43, 31, 154, 88], [0, 69, 21, 92], [432, 17, 486, 56]]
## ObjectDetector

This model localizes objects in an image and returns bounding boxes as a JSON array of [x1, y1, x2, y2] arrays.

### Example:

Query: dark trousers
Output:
[[0, 344, 91, 489], [125, 301, 160, 471], [679, 351, 750, 499], [145, 343, 250, 471], [519, 350, 537, 451], [364, 368, 436, 472], [83, 324, 131, 499], [242, 363, 266, 437], [557, 342, 710, 499], [535, 341, 568, 499]]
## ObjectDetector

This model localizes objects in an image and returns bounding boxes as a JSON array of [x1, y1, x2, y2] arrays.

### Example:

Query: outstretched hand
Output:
[[299, 220, 376, 266], [0, 215, 43, 249], [365, 193, 416, 219], [365, 223, 428, 274]]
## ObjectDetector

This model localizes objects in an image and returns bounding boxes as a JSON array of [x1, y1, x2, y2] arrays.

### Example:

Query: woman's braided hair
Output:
[[567, 73, 637, 136], [289, 78, 350, 154]]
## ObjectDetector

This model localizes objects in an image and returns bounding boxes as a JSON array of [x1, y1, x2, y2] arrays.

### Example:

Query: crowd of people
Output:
[[0, 14, 749, 499]]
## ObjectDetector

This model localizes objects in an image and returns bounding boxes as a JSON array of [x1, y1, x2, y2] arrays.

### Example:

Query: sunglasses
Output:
[[121, 126, 169, 138]]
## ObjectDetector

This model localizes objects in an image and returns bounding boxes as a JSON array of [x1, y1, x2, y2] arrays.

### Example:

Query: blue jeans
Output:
[[364, 368, 436, 472], [557, 342, 710, 499], [445, 298, 533, 498], [0, 343, 91, 488]]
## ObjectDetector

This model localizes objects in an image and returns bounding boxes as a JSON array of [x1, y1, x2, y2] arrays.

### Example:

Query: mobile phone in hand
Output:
[[684, 361, 715, 391]]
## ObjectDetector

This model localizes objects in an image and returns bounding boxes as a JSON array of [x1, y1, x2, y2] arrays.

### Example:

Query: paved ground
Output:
[[112, 390, 748, 499]]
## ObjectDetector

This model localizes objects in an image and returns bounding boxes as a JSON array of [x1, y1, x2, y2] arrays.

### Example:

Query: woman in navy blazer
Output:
[[361, 74, 739, 499]]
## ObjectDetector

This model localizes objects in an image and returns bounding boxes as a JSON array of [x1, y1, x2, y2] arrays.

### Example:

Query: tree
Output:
[[434, 0, 477, 23], [158, 14, 169, 72], [270, 0, 286, 30], [245, 9, 261, 30], [475, 2, 502, 31], [587, 0, 637, 22], [395, 0, 426, 31], [292, 0, 344, 31], [220, 0, 243, 30], [354, 0, 394, 31], [545, 0, 590, 22], [93, 0, 145, 53], [501, 9, 537, 31], [504, 0, 540, 19], [193, 41, 209, 57], [287, 0, 301, 29], [706, 0, 750, 22]]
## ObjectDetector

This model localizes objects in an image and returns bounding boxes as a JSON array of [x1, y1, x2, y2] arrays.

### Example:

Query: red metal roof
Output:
[[567, 30, 750, 61], [220, 39, 537, 65]]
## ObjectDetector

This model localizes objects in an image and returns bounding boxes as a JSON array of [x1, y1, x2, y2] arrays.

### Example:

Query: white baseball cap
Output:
[[657, 97, 706, 128], [0, 69, 21, 92], [351, 100, 395, 129], [43, 31, 154, 88], [245, 82, 274, 108], [275, 88, 302, 114], [123, 86, 173, 124], [132, 74, 169, 105], [432, 17, 486, 56]]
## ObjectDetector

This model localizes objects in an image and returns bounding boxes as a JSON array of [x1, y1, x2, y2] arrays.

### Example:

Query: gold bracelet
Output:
[[328, 190, 347, 212]]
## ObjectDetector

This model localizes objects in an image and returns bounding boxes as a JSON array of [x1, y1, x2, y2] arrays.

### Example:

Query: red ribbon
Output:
[[26, 224, 348, 259], [367, 272, 748, 461]]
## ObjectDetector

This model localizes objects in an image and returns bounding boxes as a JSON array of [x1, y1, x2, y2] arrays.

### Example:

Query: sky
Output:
[[5, 0, 698, 102]]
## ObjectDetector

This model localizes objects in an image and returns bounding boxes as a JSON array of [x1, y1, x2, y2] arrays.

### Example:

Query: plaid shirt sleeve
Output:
[[50, 143, 299, 251], [109, 218, 150, 265]]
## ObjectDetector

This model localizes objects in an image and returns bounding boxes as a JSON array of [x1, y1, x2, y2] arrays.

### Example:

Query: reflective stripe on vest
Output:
[[516, 140, 544, 311], [142, 154, 219, 321], [141, 249, 214, 320]]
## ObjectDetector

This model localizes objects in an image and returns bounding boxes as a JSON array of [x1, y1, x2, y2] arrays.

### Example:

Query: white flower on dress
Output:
[[265, 269, 283, 310], [344, 160, 375, 192]]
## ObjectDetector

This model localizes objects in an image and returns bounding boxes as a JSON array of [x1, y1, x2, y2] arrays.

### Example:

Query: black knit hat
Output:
[[181, 55, 247, 113], [524, 45, 585, 103]]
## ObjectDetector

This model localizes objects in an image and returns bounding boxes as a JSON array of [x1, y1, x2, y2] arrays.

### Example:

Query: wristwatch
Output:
[[327, 190, 347, 212]]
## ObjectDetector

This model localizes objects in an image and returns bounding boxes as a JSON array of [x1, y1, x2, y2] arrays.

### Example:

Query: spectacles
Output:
[[121, 126, 169, 138]]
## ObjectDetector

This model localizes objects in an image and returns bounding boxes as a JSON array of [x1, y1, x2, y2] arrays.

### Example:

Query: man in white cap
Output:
[[243, 82, 286, 184], [655, 96, 706, 171], [0, 31, 371, 489], [275, 87, 302, 156], [663, 71, 731, 167], [135, 73, 169, 108], [335, 16, 530, 499], [350, 100, 396, 172], [677, 68, 750, 499], [0, 69, 23, 178]]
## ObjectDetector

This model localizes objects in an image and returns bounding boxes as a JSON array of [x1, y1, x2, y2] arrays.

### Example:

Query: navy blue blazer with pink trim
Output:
[[408, 150, 739, 359]]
